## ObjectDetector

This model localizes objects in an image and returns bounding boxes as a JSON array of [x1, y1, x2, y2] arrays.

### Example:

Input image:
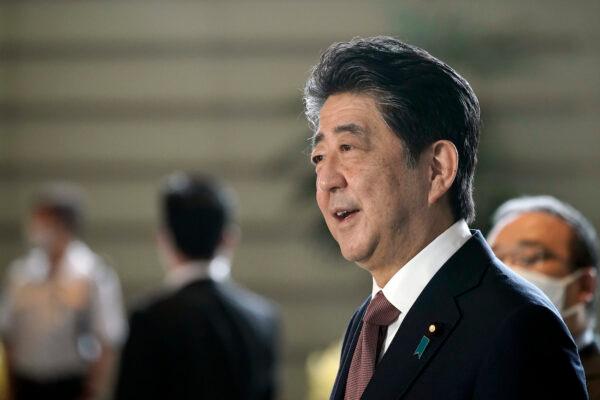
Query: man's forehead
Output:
[[310, 93, 386, 148], [319, 94, 379, 123], [311, 122, 369, 147], [499, 211, 573, 234], [492, 212, 576, 254]]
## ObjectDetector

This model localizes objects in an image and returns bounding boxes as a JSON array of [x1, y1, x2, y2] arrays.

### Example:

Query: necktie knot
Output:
[[344, 291, 400, 400], [363, 291, 400, 326]]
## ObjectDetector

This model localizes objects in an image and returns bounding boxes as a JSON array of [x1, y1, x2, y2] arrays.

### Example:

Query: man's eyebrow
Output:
[[495, 240, 545, 251], [310, 132, 324, 148], [334, 123, 368, 136], [497, 240, 560, 259], [516, 240, 549, 250], [310, 123, 368, 148]]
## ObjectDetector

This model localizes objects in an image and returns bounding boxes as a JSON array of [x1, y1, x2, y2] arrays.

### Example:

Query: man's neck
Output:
[[370, 213, 457, 288], [165, 256, 232, 290], [47, 238, 72, 274]]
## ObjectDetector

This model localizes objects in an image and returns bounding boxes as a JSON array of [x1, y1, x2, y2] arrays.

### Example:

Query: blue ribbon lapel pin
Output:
[[413, 323, 440, 360], [413, 336, 430, 360]]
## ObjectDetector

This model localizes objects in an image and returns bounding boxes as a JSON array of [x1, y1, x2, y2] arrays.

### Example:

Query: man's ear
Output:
[[155, 228, 168, 252], [427, 140, 459, 206], [577, 267, 597, 304], [220, 224, 241, 252], [156, 228, 179, 268]]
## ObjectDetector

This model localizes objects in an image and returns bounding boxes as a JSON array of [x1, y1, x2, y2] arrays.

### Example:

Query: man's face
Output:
[[310, 93, 430, 271], [489, 211, 592, 335], [26, 208, 62, 252], [490, 212, 574, 279]]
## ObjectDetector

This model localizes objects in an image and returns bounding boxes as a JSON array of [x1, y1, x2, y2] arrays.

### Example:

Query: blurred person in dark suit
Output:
[[489, 195, 600, 399], [0, 183, 127, 400], [303, 36, 587, 399], [115, 172, 279, 400]]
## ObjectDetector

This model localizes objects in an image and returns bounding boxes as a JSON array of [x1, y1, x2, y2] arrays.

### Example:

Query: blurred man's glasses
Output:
[[495, 243, 571, 270]]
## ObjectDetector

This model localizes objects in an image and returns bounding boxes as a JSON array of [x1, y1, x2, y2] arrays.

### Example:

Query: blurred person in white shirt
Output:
[[0, 183, 126, 400]]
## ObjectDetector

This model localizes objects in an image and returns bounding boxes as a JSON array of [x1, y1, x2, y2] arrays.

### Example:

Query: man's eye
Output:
[[521, 253, 547, 265], [311, 155, 323, 165], [340, 144, 352, 152]]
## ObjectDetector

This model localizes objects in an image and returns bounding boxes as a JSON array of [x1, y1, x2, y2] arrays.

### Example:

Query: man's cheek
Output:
[[316, 194, 328, 216]]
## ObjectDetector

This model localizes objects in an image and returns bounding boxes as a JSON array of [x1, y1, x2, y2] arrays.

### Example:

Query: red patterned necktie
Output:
[[344, 290, 400, 400]]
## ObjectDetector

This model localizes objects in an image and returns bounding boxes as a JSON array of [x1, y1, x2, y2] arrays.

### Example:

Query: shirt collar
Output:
[[372, 219, 472, 314], [164, 255, 231, 291], [25, 240, 95, 281]]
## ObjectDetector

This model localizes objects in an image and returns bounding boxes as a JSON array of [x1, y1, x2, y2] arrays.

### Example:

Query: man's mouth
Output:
[[333, 209, 360, 222]]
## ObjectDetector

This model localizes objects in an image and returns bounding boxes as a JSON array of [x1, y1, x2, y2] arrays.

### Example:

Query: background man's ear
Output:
[[220, 224, 241, 252], [427, 140, 459, 205], [156, 228, 179, 269], [155, 228, 169, 252], [577, 267, 597, 304]]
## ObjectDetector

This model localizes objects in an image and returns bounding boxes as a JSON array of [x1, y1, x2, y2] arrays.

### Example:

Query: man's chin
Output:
[[339, 243, 372, 265]]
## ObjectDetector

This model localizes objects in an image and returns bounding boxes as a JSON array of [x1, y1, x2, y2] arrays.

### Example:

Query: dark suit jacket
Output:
[[581, 339, 600, 400], [331, 231, 588, 400], [115, 279, 279, 400]]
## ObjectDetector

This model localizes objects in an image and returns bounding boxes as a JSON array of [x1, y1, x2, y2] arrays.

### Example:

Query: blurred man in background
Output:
[[489, 195, 600, 399], [115, 172, 280, 400], [0, 183, 127, 400]]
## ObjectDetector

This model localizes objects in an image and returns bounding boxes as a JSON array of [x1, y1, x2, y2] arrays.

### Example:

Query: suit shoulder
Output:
[[127, 286, 170, 315], [497, 300, 568, 336], [472, 300, 586, 398], [127, 285, 205, 325], [477, 258, 558, 313], [216, 281, 279, 322], [456, 258, 568, 354]]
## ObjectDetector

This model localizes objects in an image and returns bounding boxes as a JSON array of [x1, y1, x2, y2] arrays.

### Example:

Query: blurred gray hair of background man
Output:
[[488, 195, 600, 399], [0, 183, 127, 400]]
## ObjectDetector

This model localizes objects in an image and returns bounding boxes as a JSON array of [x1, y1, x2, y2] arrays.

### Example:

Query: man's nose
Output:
[[317, 157, 347, 193]]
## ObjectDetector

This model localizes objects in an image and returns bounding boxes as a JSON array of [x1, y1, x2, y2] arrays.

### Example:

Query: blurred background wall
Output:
[[0, 1, 598, 399]]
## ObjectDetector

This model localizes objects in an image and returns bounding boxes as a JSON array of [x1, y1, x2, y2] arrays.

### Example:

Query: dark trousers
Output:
[[13, 373, 85, 400]]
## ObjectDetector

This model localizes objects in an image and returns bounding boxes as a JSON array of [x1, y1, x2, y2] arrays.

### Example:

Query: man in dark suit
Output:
[[488, 195, 600, 399], [114, 173, 279, 400], [303, 36, 587, 399]]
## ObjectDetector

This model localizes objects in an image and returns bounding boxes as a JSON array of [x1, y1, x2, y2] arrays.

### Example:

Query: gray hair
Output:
[[491, 195, 599, 269]]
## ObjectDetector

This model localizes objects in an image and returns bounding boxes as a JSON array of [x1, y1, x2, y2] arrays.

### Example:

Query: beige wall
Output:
[[1, 1, 599, 399]]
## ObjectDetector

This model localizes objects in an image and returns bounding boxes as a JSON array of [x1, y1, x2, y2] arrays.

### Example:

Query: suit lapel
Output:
[[361, 231, 493, 399], [361, 282, 460, 399], [331, 297, 370, 400]]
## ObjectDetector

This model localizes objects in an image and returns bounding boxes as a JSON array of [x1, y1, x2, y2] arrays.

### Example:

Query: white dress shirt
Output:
[[0, 241, 127, 379], [372, 219, 472, 358]]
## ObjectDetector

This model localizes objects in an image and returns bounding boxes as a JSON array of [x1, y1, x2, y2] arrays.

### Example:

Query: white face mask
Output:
[[512, 267, 585, 318]]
